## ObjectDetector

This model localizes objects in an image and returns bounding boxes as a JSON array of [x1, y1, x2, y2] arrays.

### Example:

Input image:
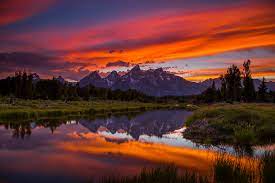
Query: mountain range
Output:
[[78, 65, 275, 96], [79, 65, 207, 96]]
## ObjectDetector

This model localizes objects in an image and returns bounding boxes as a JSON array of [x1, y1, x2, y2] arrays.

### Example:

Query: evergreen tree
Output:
[[220, 75, 226, 100], [22, 71, 28, 98], [27, 73, 33, 98], [258, 77, 268, 102], [15, 71, 22, 98], [200, 81, 217, 103], [224, 65, 242, 101], [242, 60, 255, 102]]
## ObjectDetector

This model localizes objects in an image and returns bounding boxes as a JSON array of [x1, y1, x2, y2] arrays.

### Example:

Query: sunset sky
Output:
[[0, 0, 275, 82]]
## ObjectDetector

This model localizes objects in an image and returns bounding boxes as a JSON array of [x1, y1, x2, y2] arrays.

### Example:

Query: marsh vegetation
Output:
[[183, 103, 275, 146], [94, 151, 275, 183]]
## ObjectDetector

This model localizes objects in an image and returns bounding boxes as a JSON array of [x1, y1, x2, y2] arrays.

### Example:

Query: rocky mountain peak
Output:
[[31, 73, 40, 80], [56, 76, 65, 84], [155, 68, 164, 73], [88, 71, 101, 79], [107, 71, 119, 79], [130, 65, 141, 72]]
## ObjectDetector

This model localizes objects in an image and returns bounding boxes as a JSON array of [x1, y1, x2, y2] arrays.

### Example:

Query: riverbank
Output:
[[0, 97, 194, 121], [183, 103, 275, 146]]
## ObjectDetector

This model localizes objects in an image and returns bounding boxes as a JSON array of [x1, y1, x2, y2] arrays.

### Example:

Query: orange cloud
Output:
[[63, 2, 275, 68]]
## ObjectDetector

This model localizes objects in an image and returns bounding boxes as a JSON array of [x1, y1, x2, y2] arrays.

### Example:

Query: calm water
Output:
[[0, 110, 272, 183]]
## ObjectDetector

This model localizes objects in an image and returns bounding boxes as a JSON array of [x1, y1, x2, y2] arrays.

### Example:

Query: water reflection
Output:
[[80, 110, 191, 140], [0, 110, 273, 183], [2, 110, 191, 140]]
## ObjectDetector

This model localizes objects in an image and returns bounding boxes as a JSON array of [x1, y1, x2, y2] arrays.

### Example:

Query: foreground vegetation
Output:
[[183, 103, 275, 145], [92, 151, 275, 183], [0, 97, 189, 121]]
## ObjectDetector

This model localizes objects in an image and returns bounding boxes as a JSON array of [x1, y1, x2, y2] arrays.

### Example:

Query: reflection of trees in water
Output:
[[42, 120, 65, 134], [7, 122, 31, 139], [1, 119, 67, 139], [0, 111, 156, 139]]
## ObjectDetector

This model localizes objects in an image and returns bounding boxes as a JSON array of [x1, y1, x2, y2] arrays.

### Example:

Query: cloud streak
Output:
[[0, 0, 56, 26], [105, 61, 130, 68]]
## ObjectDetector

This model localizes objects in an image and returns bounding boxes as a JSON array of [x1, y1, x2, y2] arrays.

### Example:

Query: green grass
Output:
[[184, 103, 275, 145], [0, 97, 189, 121]]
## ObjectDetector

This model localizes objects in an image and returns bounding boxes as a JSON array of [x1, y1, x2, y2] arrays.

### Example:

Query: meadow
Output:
[[0, 97, 189, 121], [184, 103, 275, 145]]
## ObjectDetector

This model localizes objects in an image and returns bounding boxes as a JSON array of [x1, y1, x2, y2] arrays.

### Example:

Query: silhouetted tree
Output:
[[15, 71, 22, 97], [224, 65, 242, 101], [220, 75, 226, 100], [242, 60, 255, 102], [26, 73, 33, 98], [199, 81, 218, 103], [258, 77, 268, 102]]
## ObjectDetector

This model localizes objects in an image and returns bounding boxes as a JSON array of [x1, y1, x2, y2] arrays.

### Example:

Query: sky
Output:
[[0, 0, 275, 82]]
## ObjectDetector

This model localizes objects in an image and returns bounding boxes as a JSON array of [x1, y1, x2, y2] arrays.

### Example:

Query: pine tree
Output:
[[258, 77, 268, 102], [224, 65, 242, 101], [15, 71, 22, 98], [27, 73, 33, 98], [200, 81, 217, 103], [220, 75, 226, 100], [242, 60, 255, 102], [22, 71, 28, 98]]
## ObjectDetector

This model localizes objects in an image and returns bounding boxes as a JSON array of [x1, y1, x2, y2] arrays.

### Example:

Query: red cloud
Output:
[[0, 0, 56, 26]]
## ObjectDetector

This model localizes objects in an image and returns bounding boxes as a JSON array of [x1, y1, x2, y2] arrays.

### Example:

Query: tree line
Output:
[[198, 60, 275, 103], [0, 61, 274, 103], [0, 71, 156, 102]]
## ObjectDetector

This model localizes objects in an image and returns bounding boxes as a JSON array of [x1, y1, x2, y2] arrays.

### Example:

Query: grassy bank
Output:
[[0, 97, 189, 121], [92, 151, 275, 183], [183, 103, 275, 145]]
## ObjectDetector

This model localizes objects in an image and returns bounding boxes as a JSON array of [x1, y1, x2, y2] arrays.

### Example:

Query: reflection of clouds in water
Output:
[[66, 125, 274, 157], [60, 132, 214, 173], [98, 131, 134, 141]]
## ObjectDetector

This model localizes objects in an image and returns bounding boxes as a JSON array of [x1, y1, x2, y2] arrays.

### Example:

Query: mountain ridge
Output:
[[80, 65, 206, 96], [79, 65, 275, 96]]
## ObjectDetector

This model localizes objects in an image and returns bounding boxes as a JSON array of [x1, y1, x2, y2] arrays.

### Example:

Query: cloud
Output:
[[105, 60, 130, 68], [0, 1, 275, 81], [0, 0, 56, 26], [0, 52, 92, 80]]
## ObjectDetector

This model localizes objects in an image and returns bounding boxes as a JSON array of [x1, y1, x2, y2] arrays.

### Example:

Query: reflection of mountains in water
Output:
[[79, 110, 192, 140]]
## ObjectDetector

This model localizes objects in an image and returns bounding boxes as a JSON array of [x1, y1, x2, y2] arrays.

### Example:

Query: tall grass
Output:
[[92, 151, 275, 183], [94, 165, 209, 183], [213, 153, 258, 183], [260, 151, 275, 183]]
